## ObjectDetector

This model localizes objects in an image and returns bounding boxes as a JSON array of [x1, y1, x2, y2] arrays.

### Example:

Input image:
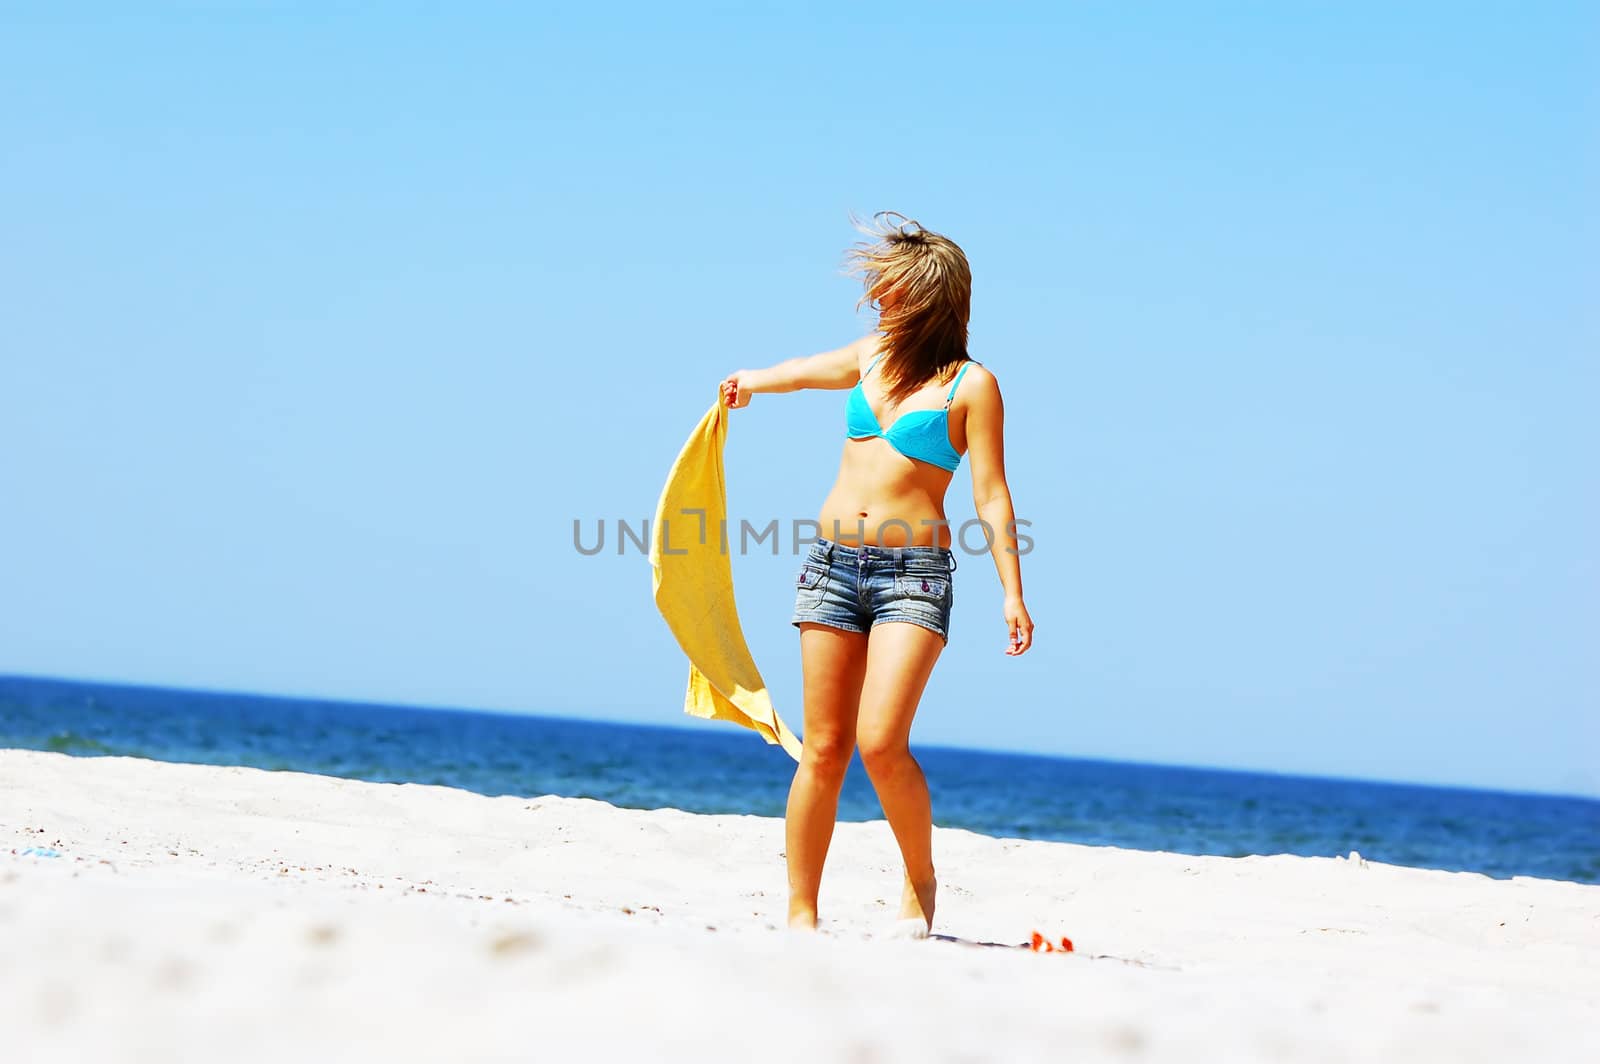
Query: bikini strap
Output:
[[862, 353, 884, 380], [944, 360, 973, 408]]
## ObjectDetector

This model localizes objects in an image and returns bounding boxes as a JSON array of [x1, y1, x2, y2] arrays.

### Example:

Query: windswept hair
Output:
[[842, 210, 975, 406]]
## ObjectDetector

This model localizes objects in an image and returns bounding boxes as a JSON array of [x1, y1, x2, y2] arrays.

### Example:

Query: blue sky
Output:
[[2, 3, 1595, 797]]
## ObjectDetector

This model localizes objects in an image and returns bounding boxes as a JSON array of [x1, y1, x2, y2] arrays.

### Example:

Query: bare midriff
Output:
[[815, 438, 960, 549]]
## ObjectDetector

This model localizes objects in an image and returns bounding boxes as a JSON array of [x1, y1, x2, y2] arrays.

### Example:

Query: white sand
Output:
[[2, 749, 1596, 1063]]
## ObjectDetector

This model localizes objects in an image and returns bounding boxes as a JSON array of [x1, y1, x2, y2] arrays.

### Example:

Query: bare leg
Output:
[[855, 621, 945, 934], [785, 622, 868, 929]]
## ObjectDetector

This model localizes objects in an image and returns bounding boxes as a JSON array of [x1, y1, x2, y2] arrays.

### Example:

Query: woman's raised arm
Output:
[[721, 335, 875, 408]]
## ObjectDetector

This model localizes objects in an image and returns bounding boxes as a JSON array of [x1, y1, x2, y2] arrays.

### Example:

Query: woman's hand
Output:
[[1004, 594, 1034, 655], [720, 371, 754, 409]]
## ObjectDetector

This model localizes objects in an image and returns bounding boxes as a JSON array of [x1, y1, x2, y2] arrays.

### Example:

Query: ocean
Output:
[[2, 673, 1595, 885]]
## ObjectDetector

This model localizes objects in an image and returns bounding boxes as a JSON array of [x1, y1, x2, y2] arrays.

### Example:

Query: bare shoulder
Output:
[[856, 332, 886, 373], [957, 360, 1002, 403]]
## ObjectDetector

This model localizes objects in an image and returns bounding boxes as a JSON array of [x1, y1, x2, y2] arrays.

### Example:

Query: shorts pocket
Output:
[[795, 562, 829, 608], [895, 571, 951, 605]]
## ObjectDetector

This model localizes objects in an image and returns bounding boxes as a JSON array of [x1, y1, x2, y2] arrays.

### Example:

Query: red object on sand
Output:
[[1029, 931, 1075, 953]]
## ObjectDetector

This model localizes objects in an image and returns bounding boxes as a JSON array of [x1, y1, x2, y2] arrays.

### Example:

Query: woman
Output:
[[719, 212, 1032, 937]]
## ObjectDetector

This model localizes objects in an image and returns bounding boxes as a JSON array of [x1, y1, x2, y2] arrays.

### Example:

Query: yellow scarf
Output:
[[649, 397, 804, 761]]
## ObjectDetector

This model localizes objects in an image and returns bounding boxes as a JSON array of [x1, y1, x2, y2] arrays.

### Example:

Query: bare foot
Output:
[[787, 902, 819, 931], [896, 873, 936, 936]]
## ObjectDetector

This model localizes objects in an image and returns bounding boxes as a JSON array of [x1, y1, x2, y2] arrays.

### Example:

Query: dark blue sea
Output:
[[3, 674, 1596, 885]]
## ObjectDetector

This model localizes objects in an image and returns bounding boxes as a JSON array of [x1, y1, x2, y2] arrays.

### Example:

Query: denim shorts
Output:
[[790, 536, 957, 644]]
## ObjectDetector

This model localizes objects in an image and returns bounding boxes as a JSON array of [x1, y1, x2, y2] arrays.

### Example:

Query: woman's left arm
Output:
[[964, 368, 1035, 655]]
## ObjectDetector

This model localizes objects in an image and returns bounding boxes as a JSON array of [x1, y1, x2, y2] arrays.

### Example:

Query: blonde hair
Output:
[[842, 210, 975, 406]]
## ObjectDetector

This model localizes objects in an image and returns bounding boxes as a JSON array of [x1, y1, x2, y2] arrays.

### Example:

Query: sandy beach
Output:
[[2, 748, 1596, 1063]]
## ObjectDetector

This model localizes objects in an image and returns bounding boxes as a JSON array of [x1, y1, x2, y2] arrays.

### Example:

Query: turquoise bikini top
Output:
[[845, 354, 974, 472]]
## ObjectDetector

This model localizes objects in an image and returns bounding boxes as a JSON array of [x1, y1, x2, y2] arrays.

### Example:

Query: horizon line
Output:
[[4, 669, 1595, 804]]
